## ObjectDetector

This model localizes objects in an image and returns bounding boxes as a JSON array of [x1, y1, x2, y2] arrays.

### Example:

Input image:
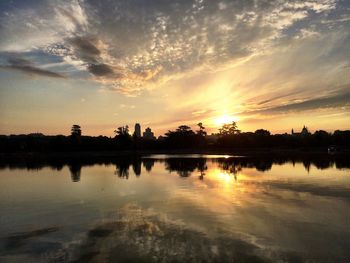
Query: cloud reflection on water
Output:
[[0, 155, 350, 262]]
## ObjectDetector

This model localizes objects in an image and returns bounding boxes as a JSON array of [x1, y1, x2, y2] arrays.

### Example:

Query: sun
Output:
[[214, 114, 238, 127]]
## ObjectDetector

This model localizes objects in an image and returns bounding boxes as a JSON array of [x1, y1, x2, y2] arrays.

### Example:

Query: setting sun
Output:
[[214, 115, 239, 127]]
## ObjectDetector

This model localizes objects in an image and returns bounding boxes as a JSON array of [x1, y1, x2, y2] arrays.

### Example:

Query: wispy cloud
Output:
[[242, 89, 350, 116], [0, 57, 65, 78]]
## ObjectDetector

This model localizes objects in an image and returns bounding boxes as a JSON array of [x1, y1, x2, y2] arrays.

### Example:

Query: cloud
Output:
[[256, 91, 304, 106], [88, 63, 117, 77], [68, 36, 101, 63], [243, 89, 350, 115], [0, 57, 65, 78], [0, 0, 347, 97], [54, 2, 89, 33]]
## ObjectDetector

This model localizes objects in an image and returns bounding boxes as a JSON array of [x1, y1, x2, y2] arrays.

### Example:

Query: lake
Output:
[[0, 154, 350, 262]]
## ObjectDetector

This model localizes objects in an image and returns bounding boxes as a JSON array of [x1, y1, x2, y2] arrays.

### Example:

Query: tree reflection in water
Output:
[[1, 154, 349, 182], [68, 163, 81, 182], [1, 154, 350, 262]]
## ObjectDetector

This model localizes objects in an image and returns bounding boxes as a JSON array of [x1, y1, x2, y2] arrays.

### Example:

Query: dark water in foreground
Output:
[[0, 154, 350, 262]]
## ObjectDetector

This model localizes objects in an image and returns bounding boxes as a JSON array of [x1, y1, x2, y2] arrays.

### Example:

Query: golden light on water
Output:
[[217, 171, 233, 183], [208, 168, 236, 190]]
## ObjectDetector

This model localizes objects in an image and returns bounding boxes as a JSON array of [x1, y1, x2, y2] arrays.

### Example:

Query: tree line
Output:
[[0, 122, 349, 152]]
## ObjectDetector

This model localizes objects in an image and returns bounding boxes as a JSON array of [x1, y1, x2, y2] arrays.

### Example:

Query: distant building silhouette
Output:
[[291, 125, 311, 137], [143, 127, 156, 140], [134, 123, 141, 138]]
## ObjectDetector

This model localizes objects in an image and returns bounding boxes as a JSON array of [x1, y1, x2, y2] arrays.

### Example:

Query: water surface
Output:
[[0, 155, 350, 262]]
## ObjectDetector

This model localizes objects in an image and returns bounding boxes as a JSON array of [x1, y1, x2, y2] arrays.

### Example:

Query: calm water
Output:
[[0, 154, 350, 262]]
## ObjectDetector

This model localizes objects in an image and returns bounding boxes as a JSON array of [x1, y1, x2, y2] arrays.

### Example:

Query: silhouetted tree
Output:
[[195, 122, 207, 148], [114, 125, 129, 136], [219, 121, 240, 136], [312, 130, 330, 146], [1, 121, 350, 152], [255, 129, 270, 136], [70, 124, 82, 148], [176, 125, 194, 134], [71, 125, 82, 137], [164, 125, 197, 148], [196, 122, 207, 137], [114, 125, 132, 149], [332, 130, 350, 147]]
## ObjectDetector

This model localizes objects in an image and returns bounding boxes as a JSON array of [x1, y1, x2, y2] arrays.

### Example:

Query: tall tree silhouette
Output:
[[219, 121, 240, 136], [114, 125, 132, 149], [196, 122, 207, 137], [114, 125, 129, 136], [71, 124, 82, 137]]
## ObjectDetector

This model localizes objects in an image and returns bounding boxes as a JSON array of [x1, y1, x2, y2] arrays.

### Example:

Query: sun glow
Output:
[[214, 114, 239, 127]]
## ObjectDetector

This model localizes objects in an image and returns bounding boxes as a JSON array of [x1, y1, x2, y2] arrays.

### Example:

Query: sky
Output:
[[0, 0, 350, 136]]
